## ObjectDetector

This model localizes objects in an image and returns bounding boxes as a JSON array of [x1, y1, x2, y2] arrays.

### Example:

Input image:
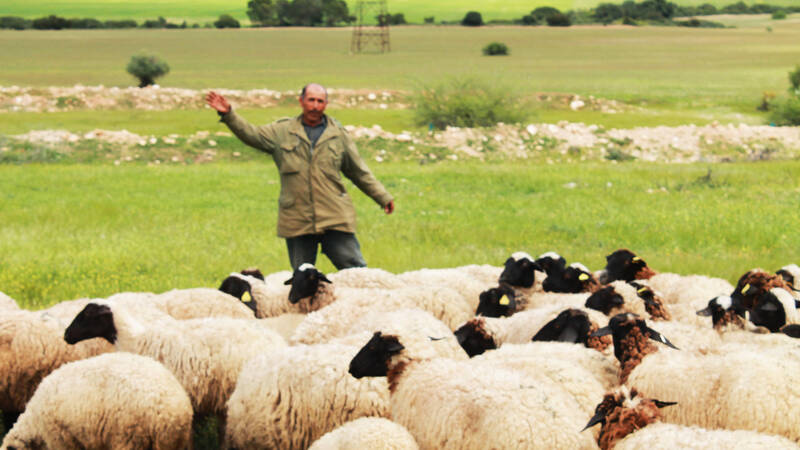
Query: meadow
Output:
[[4, 0, 799, 24], [2, 161, 800, 308]]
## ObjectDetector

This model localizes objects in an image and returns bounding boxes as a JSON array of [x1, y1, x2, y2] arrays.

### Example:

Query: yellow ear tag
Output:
[[632, 257, 641, 262], [241, 291, 252, 303], [579, 274, 589, 281], [741, 283, 751, 295], [499, 295, 510, 306], [637, 288, 648, 294]]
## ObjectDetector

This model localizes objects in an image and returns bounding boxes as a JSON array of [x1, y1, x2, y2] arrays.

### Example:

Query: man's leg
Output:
[[320, 230, 367, 270], [285, 234, 322, 270]]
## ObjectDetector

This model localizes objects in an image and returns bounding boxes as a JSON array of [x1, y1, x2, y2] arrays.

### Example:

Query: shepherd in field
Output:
[[206, 84, 394, 270]]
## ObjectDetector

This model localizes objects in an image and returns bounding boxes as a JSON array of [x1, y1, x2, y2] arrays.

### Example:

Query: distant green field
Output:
[[2, 24, 799, 112], [3, 161, 799, 307], [3, 0, 799, 24]]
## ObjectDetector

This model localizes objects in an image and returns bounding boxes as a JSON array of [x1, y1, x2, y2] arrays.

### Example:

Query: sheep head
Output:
[[544, 262, 600, 293], [731, 269, 791, 311], [532, 308, 592, 345], [629, 282, 671, 320], [454, 318, 497, 357], [583, 386, 676, 450], [284, 263, 331, 304], [475, 285, 517, 318], [534, 251, 567, 278], [591, 313, 678, 383], [604, 249, 655, 282], [585, 286, 625, 315], [64, 302, 117, 345], [776, 264, 800, 290], [218, 273, 258, 315], [749, 288, 796, 333], [498, 252, 540, 288], [349, 331, 404, 379]]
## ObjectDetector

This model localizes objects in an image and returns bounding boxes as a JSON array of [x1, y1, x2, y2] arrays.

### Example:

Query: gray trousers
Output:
[[286, 230, 367, 271]]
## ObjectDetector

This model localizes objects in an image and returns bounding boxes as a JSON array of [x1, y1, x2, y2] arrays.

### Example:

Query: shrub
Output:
[[104, 19, 138, 28], [772, 10, 787, 20], [142, 17, 167, 28], [68, 18, 104, 29], [594, 3, 623, 24], [412, 77, 530, 129], [248, 0, 279, 26], [0, 16, 30, 30], [461, 11, 483, 26], [531, 6, 561, 23], [126, 53, 170, 88], [214, 14, 241, 28], [482, 42, 509, 56], [789, 65, 800, 93], [546, 13, 572, 26], [769, 96, 800, 126], [424, 16, 435, 24], [676, 18, 725, 28], [32, 15, 69, 30]]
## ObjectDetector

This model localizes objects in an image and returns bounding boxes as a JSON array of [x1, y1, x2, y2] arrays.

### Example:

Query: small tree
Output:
[[214, 14, 241, 28], [546, 13, 572, 26], [126, 53, 170, 88], [247, 0, 279, 26], [461, 11, 483, 26], [482, 42, 509, 56]]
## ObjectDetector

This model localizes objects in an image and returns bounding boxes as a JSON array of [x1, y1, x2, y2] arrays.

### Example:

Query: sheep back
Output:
[[614, 422, 799, 450], [308, 417, 419, 450]]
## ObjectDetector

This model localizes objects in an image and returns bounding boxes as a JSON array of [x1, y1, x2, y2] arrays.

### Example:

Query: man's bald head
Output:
[[300, 83, 328, 101]]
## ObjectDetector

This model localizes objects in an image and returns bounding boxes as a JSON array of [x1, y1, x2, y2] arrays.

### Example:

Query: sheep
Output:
[[543, 262, 603, 294], [0, 307, 114, 431], [497, 251, 547, 299], [397, 266, 494, 310], [218, 265, 335, 317], [595, 313, 800, 441], [1, 352, 193, 450], [348, 331, 598, 450], [474, 284, 518, 317], [585, 281, 667, 320], [289, 285, 472, 344], [151, 287, 256, 319], [225, 343, 392, 450], [0, 292, 17, 310], [63, 301, 287, 425], [327, 267, 406, 289], [777, 264, 800, 291], [599, 249, 656, 283], [308, 417, 419, 450], [583, 386, 798, 450], [454, 305, 611, 355], [451, 263, 504, 286]]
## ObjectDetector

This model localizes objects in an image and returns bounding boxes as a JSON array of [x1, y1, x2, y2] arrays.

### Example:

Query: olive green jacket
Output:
[[221, 110, 393, 238]]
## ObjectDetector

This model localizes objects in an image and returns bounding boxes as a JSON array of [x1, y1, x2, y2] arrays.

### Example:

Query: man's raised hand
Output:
[[205, 91, 231, 114]]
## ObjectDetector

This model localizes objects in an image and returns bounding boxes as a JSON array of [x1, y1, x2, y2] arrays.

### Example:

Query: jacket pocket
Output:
[[279, 141, 303, 174]]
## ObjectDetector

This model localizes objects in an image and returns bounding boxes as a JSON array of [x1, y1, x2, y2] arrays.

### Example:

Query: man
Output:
[[205, 83, 394, 270]]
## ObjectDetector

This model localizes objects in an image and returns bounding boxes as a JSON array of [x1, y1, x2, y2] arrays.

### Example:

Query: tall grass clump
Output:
[[413, 77, 530, 129]]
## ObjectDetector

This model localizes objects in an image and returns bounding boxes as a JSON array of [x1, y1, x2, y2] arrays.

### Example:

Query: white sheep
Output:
[[348, 331, 598, 449], [225, 343, 391, 450], [1, 352, 193, 450], [641, 273, 734, 326], [0, 307, 114, 430], [0, 292, 18, 310], [583, 386, 798, 450], [397, 266, 496, 310], [150, 287, 255, 319], [327, 267, 406, 289], [63, 301, 287, 421], [777, 263, 800, 290], [294, 308, 467, 360], [597, 313, 800, 442], [308, 417, 419, 450], [290, 285, 472, 344]]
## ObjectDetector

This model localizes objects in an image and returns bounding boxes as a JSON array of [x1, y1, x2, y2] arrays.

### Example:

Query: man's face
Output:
[[299, 85, 327, 126]]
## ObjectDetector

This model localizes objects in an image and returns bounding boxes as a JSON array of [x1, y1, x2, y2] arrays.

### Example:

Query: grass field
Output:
[[4, 0, 799, 24], [2, 23, 800, 114], [3, 160, 800, 308]]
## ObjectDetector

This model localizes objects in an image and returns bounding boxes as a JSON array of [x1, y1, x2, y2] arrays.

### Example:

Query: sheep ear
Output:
[[780, 324, 800, 338], [386, 339, 404, 353], [283, 277, 294, 285], [653, 400, 677, 408], [696, 306, 713, 317], [646, 327, 679, 350], [581, 410, 605, 432], [319, 273, 332, 284], [590, 326, 612, 337]]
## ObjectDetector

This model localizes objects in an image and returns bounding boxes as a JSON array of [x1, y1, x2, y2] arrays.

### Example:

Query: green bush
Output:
[[531, 6, 561, 23], [68, 18, 104, 29], [482, 42, 509, 56], [214, 14, 240, 28], [772, 10, 787, 19], [412, 77, 530, 129], [461, 11, 483, 26], [104, 19, 138, 28], [0, 16, 30, 30], [546, 12, 572, 26], [126, 53, 170, 88], [769, 96, 800, 126], [424, 16, 435, 24], [789, 65, 800, 92], [32, 15, 69, 30]]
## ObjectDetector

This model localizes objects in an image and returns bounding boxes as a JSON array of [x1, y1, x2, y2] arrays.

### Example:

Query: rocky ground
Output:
[[2, 85, 799, 164]]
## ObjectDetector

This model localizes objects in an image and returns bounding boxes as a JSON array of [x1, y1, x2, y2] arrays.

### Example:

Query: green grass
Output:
[[3, 0, 799, 24], [1, 25, 799, 113], [3, 160, 799, 309]]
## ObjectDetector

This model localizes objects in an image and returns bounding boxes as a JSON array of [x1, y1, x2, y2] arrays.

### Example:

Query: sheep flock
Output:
[[2, 249, 800, 449]]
